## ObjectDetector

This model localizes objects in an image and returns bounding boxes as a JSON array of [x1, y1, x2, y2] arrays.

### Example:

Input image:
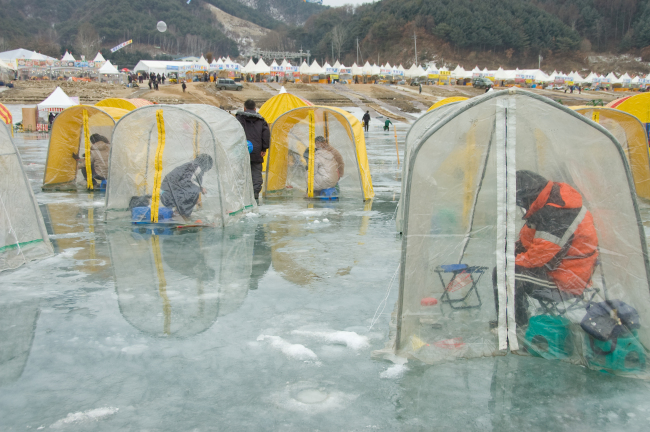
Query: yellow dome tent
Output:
[[428, 96, 469, 111], [611, 93, 650, 130], [263, 106, 374, 201], [575, 107, 650, 200], [259, 89, 313, 171], [42, 105, 127, 191], [259, 90, 312, 125], [95, 98, 153, 111]]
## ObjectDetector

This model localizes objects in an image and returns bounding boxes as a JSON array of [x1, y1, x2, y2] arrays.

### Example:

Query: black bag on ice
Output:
[[580, 300, 640, 342]]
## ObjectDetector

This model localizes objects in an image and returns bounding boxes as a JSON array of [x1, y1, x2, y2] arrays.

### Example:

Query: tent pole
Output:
[[458, 124, 495, 263], [394, 123, 400, 166]]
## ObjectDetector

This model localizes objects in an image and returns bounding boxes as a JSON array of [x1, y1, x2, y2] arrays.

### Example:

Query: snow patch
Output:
[[380, 364, 408, 379], [257, 335, 318, 361], [291, 330, 370, 350], [49, 407, 118, 428], [121, 344, 148, 355]]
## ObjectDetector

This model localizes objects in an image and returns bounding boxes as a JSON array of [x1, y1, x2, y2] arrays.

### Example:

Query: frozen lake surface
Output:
[[2, 106, 650, 431]]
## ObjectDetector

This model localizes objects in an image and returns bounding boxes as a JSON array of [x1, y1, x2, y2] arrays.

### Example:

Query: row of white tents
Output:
[[237, 58, 650, 85]]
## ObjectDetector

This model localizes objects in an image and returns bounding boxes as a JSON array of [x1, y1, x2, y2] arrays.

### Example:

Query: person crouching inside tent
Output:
[[160, 154, 214, 221], [303, 136, 345, 195], [72, 133, 110, 189], [493, 170, 599, 327]]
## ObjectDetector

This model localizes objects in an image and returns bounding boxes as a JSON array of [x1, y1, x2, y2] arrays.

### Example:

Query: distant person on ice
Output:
[[182, 81, 187, 93], [383, 118, 392, 131], [160, 154, 214, 221], [236, 99, 270, 201], [362, 111, 370, 132]]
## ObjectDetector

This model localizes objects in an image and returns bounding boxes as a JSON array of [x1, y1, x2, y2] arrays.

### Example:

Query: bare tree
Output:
[[74, 23, 101, 60], [331, 26, 347, 61]]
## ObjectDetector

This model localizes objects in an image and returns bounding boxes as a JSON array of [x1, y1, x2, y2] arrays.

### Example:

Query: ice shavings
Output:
[[291, 330, 370, 350], [379, 363, 408, 379], [49, 407, 119, 428], [257, 335, 318, 361]]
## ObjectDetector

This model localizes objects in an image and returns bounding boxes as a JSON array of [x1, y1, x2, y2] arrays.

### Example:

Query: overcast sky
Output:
[[322, 0, 376, 7]]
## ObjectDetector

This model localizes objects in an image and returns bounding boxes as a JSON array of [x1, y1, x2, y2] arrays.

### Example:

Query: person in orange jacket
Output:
[[493, 170, 599, 327]]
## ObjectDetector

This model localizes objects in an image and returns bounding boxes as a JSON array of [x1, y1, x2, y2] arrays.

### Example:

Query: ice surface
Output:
[[2, 104, 650, 431]]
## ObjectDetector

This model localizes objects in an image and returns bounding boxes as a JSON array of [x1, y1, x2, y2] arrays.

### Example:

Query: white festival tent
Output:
[[133, 60, 189, 75], [351, 62, 363, 76], [406, 64, 418, 78], [254, 59, 271, 75], [37, 87, 78, 113], [309, 60, 324, 75], [98, 60, 119, 75], [242, 59, 256, 74], [93, 52, 106, 62], [0, 49, 56, 63], [299, 61, 310, 75], [61, 51, 75, 61], [0, 59, 16, 71], [451, 65, 465, 79], [362, 61, 373, 76], [371, 63, 381, 76], [415, 66, 427, 77]]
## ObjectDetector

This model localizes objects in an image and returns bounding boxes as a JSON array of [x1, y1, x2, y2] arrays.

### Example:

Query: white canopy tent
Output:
[[0, 49, 56, 62], [351, 62, 363, 76], [362, 61, 373, 76], [37, 87, 78, 113], [98, 60, 119, 75], [93, 52, 106, 62]]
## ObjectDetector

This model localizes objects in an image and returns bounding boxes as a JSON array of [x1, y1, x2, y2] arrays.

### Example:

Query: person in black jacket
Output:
[[236, 99, 270, 200], [362, 111, 370, 132]]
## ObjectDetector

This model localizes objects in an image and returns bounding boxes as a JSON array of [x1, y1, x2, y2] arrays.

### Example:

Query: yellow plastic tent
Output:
[[95, 98, 153, 111], [428, 96, 469, 111], [575, 107, 650, 200], [612, 93, 650, 123], [259, 92, 312, 125], [42, 105, 126, 190], [263, 106, 374, 201]]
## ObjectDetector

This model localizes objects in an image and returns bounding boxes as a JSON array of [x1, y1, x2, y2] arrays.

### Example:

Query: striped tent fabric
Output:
[[0, 103, 12, 125]]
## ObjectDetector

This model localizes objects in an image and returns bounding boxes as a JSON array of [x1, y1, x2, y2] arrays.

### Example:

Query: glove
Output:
[[247, 140, 253, 153]]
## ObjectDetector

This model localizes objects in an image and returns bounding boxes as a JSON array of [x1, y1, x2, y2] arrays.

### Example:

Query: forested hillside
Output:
[[291, 0, 650, 67], [0, 0, 323, 60]]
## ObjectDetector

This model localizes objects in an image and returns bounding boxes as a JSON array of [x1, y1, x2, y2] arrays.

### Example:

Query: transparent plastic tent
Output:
[[105, 105, 255, 226], [42, 106, 128, 191], [396, 101, 465, 232], [388, 89, 650, 378], [428, 96, 468, 111], [1, 123, 53, 272], [107, 227, 253, 337], [262, 106, 374, 201], [575, 107, 650, 200]]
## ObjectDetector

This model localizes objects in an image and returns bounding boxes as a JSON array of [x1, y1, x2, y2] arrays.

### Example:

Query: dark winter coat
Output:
[[236, 110, 270, 163], [362, 113, 370, 124]]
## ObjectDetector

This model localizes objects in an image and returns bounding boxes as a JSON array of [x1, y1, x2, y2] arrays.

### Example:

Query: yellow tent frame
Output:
[[428, 97, 469, 112], [42, 105, 127, 190], [263, 106, 374, 201], [611, 93, 650, 122], [575, 107, 650, 200]]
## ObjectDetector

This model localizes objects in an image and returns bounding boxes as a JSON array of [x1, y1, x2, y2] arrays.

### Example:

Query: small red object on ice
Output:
[[421, 297, 438, 306], [195, 220, 202, 223]]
